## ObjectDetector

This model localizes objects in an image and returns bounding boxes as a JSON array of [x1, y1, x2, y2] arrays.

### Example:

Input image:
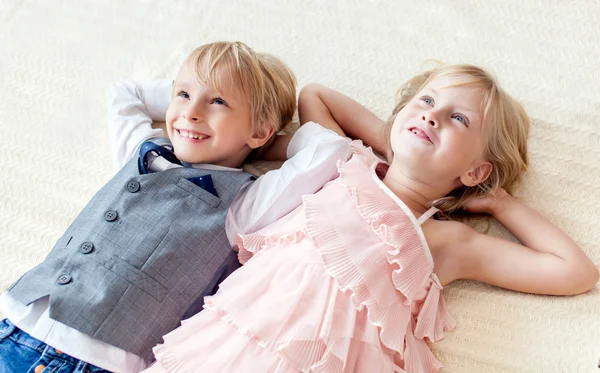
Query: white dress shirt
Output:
[[0, 80, 351, 372]]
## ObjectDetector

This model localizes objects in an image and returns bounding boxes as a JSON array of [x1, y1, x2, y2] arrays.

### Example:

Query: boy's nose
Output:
[[184, 106, 201, 122]]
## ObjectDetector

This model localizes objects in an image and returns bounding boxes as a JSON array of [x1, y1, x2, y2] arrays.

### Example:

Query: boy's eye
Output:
[[452, 114, 469, 126], [421, 96, 434, 106], [178, 91, 190, 99], [211, 97, 227, 106]]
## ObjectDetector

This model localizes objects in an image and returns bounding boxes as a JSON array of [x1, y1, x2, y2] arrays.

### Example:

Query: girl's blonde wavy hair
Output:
[[386, 64, 530, 213], [186, 41, 297, 161]]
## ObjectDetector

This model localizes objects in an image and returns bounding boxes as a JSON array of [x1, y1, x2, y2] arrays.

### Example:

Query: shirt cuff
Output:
[[137, 79, 173, 121], [287, 121, 344, 159]]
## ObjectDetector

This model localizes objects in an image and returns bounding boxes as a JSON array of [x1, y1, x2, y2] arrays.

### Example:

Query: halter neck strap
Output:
[[417, 206, 439, 225]]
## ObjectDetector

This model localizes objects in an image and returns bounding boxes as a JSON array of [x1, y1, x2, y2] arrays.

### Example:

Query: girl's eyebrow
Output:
[[457, 107, 479, 124], [424, 87, 481, 123]]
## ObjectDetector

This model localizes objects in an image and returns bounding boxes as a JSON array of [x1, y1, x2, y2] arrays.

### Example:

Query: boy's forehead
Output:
[[175, 61, 247, 101]]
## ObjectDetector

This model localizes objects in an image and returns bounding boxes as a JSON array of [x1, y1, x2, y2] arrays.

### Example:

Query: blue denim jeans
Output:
[[0, 319, 112, 373]]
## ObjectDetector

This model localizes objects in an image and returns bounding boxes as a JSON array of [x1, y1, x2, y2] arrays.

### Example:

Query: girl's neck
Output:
[[380, 165, 446, 216]]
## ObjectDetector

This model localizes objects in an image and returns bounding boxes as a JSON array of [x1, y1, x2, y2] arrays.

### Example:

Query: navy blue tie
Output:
[[138, 141, 182, 174], [137, 141, 218, 197]]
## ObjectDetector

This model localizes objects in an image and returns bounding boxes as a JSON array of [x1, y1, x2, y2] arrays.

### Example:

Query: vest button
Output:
[[80, 242, 94, 254], [126, 180, 140, 193], [57, 274, 72, 285], [34, 365, 46, 373], [104, 210, 118, 222]]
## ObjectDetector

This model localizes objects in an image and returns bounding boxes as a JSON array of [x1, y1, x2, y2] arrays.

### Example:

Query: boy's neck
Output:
[[186, 162, 243, 171]]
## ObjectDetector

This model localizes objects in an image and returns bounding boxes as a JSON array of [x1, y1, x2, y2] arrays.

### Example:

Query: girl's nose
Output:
[[422, 115, 437, 127]]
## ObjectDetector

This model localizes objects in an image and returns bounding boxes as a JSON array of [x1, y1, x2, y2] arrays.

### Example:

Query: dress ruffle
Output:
[[343, 141, 455, 343], [236, 229, 306, 265], [299, 141, 455, 372], [151, 141, 455, 373], [154, 240, 402, 372]]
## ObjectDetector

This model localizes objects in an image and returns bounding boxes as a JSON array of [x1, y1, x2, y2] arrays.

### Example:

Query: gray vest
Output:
[[7, 140, 254, 361]]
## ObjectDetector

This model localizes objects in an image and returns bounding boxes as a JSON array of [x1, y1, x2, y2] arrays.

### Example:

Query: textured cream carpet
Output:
[[1, 1, 599, 372]]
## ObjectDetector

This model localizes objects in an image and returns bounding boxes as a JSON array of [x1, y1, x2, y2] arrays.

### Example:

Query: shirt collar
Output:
[[188, 163, 243, 172]]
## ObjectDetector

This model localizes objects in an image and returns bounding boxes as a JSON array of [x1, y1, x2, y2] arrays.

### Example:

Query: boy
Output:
[[0, 42, 351, 372]]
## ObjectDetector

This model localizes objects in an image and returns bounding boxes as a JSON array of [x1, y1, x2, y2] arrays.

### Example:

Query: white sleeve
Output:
[[107, 79, 172, 170], [225, 121, 352, 244]]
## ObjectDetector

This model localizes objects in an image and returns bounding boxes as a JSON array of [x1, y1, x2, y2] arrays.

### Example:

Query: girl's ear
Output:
[[247, 124, 275, 149], [460, 161, 493, 187]]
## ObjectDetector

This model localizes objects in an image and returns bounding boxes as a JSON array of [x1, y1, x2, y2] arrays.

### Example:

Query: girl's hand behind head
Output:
[[463, 187, 509, 215]]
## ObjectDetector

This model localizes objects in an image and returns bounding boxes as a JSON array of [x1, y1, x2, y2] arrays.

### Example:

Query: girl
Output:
[[143, 65, 598, 373]]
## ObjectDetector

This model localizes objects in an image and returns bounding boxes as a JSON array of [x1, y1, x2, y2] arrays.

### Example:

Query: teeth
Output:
[[178, 130, 206, 140], [411, 128, 431, 142]]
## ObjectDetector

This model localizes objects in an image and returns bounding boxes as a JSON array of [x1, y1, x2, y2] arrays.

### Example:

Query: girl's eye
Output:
[[421, 96, 434, 106], [453, 114, 468, 126], [211, 97, 227, 106], [178, 91, 190, 99]]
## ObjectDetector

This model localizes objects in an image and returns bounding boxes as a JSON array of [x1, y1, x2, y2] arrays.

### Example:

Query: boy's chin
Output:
[[173, 149, 208, 164], [174, 146, 247, 168], [176, 152, 237, 168]]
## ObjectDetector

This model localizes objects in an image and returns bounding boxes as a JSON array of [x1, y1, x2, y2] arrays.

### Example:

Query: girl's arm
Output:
[[259, 134, 292, 161], [454, 189, 598, 295], [298, 83, 391, 160]]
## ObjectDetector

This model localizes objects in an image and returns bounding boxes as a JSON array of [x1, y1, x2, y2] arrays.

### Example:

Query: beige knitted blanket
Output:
[[1, 1, 599, 371]]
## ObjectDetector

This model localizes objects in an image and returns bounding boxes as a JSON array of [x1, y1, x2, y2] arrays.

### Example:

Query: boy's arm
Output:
[[298, 83, 390, 160], [226, 122, 351, 244], [107, 80, 172, 169], [454, 190, 599, 295]]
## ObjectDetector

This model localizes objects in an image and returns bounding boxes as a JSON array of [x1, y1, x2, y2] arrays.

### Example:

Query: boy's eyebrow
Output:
[[172, 80, 203, 95], [207, 79, 248, 106], [173, 80, 191, 88], [172, 79, 245, 107]]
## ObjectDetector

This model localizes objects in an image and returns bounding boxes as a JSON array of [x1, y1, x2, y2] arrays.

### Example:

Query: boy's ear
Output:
[[247, 124, 275, 149], [460, 161, 493, 187]]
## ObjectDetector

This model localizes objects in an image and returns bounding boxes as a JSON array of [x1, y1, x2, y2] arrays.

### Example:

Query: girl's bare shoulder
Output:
[[421, 218, 478, 285]]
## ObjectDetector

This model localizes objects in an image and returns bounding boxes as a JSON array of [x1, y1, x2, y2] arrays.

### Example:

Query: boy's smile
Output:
[[174, 128, 210, 142]]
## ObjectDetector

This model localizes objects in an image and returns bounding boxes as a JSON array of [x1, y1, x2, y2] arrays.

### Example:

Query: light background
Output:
[[1, 1, 599, 371]]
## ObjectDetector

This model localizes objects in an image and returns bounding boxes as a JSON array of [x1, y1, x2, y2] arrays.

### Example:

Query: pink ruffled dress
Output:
[[146, 141, 456, 373]]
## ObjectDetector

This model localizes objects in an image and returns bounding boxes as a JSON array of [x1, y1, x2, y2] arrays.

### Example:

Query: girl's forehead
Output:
[[425, 76, 485, 103], [426, 74, 483, 91]]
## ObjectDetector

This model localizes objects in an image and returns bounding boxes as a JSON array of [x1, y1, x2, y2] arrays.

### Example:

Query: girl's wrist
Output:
[[489, 190, 513, 217]]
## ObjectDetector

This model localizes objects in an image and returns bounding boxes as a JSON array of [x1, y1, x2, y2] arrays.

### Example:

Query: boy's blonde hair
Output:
[[387, 64, 530, 213], [186, 41, 297, 159]]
